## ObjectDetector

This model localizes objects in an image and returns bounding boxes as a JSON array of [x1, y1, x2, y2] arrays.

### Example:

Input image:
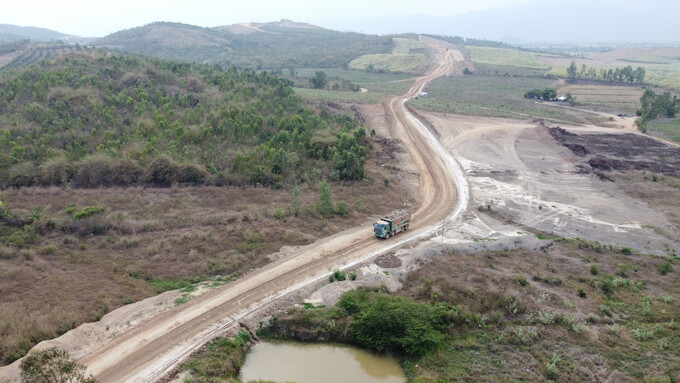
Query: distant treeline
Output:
[[566, 61, 645, 84], [422, 34, 511, 48], [0, 53, 370, 189]]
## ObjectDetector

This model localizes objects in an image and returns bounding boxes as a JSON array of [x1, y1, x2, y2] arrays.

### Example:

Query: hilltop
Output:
[[94, 21, 393, 70], [0, 24, 74, 42]]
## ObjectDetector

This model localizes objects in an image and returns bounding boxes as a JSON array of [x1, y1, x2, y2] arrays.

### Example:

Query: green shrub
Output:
[[274, 207, 286, 221], [577, 288, 587, 298], [590, 264, 599, 275], [621, 247, 632, 255], [515, 276, 529, 286], [658, 261, 673, 275], [336, 201, 350, 217], [73, 206, 106, 220], [338, 289, 448, 356], [598, 274, 615, 296]]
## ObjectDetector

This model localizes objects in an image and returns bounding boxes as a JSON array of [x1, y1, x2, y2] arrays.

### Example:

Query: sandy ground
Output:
[[419, 112, 678, 255]]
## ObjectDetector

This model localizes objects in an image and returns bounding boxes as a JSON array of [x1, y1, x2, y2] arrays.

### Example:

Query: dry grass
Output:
[[399, 240, 680, 382], [0, 137, 409, 365], [558, 84, 643, 114]]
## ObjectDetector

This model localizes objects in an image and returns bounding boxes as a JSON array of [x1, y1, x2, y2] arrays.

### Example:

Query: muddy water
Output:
[[239, 342, 406, 383]]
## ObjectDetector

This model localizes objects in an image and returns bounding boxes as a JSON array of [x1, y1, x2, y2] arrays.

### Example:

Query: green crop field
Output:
[[293, 87, 385, 103], [647, 119, 680, 143], [293, 68, 415, 84], [467, 46, 552, 69], [411, 64, 589, 124], [349, 53, 428, 74], [392, 37, 425, 54]]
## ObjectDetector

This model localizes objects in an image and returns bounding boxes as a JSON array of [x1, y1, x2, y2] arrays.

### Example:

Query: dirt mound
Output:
[[374, 253, 402, 268]]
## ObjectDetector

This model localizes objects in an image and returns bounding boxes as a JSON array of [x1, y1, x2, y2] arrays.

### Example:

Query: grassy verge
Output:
[[181, 331, 252, 382], [646, 119, 680, 143], [349, 54, 428, 74]]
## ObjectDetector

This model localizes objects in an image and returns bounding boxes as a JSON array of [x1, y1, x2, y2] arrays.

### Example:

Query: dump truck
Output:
[[373, 209, 411, 239]]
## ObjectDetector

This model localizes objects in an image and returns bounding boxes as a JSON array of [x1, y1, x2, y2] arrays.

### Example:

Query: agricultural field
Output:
[[646, 118, 680, 143], [467, 46, 554, 69], [543, 48, 680, 90], [558, 84, 643, 114], [349, 37, 429, 74], [411, 64, 594, 124], [291, 67, 416, 103]]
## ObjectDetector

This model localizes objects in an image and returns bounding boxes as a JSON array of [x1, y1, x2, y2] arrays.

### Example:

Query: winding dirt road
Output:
[[3, 42, 469, 383]]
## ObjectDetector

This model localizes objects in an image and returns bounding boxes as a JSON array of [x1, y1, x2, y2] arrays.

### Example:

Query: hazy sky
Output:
[[4, 0, 537, 37]]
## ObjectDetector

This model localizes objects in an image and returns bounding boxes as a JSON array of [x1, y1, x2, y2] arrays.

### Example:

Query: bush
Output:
[[516, 276, 529, 286], [73, 154, 113, 188], [7, 162, 40, 187], [20, 347, 97, 383], [179, 163, 207, 185], [590, 264, 599, 275], [108, 158, 142, 186], [658, 261, 673, 275], [143, 156, 181, 187], [338, 289, 448, 356], [40, 157, 74, 186], [73, 206, 106, 220]]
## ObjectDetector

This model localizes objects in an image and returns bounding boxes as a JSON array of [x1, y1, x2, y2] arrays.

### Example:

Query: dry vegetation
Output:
[[0, 136, 409, 366], [263, 239, 679, 382]]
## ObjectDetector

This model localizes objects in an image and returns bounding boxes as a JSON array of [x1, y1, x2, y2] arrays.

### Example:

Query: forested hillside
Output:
[[94, 22, 394, 70], [0, 52, 370, 189]]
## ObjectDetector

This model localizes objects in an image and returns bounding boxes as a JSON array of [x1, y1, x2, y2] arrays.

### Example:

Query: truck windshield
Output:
[[374, 224, 385, 231]]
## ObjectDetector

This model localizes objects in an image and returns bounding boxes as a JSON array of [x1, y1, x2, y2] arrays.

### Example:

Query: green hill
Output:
[[94, 21, 393, 70], [0, 52, 370, 189], [0, 24, 73, 42]]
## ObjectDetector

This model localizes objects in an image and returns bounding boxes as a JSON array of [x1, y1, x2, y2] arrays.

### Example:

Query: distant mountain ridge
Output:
[[0, 24, 74, 42], [313, 0, 679, 44]]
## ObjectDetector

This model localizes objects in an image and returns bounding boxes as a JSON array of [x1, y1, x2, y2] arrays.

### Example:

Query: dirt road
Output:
[[0, 44, 469, 382]]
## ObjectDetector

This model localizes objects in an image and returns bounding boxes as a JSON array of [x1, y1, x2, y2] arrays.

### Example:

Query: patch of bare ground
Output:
[[608, 171, 680, 244], [0, 137, 408, 366]]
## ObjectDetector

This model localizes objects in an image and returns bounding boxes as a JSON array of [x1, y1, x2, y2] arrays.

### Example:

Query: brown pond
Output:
[[239, 342, 406, 383]]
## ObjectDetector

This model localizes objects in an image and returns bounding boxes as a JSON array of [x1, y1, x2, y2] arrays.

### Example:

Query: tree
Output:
[[20, 347, 98, 383], [310, 71, 328, 89], [566, 61, 578, 81], [291, 185, 302, 217], [317, 180, 335, 218]]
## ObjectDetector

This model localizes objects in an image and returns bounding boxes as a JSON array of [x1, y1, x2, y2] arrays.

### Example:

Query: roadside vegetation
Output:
[[467, 46, 552, 69]]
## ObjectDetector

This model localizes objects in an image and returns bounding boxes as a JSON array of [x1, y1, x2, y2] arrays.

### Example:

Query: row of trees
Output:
[[0, 53, 371, 189], [566, 61, 645, 84], [523, 87, 568, 102]]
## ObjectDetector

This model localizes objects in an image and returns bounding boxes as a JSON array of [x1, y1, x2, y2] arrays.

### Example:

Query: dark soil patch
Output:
[[375, 252, 402, 268], [549, 127, 680, 177]]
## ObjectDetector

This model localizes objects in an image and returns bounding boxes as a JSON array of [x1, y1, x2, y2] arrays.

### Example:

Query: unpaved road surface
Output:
[[0, 44, 468, 382]]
